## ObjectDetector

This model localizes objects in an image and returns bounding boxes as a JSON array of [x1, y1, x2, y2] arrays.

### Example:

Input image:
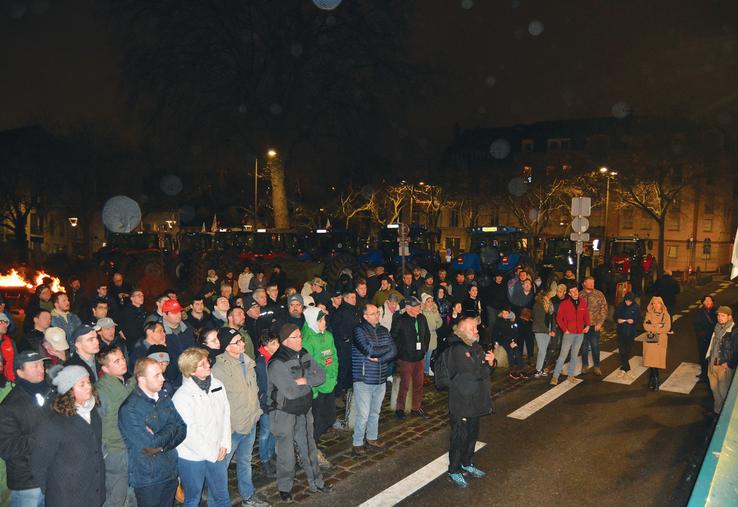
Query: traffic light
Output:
[[687, 237, 694, 249]]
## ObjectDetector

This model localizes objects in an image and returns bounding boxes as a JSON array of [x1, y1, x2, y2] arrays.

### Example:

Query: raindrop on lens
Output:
[[312, 0, 342, 10], [507, 178, 528, 197], [528, 20, 544, 36], [489, 139, 511, 159], [270, 104, 282, 115], [485, 76, 497, 87], [611, 101, 631, 119], [160, 175, 183, 196], [461, 0, 474, 9], [102, 196, 142, 234]]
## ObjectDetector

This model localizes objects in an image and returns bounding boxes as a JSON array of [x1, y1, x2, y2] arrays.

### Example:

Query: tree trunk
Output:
[[657, 218, 665, 277], [13, 215, 29, 263], [270, 158, 290, 229]]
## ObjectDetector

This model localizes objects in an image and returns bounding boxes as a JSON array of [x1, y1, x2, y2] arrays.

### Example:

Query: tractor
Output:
[[454, 226, 532, 286]]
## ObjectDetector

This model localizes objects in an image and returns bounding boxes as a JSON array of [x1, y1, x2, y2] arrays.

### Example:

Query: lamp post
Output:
[[599, 167, 618, 245], [255, 149, 278, 226]]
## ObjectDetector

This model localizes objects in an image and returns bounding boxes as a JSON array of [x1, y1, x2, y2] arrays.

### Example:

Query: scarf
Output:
[[192, 375, 212, 393], [76, 397, 96, 424]]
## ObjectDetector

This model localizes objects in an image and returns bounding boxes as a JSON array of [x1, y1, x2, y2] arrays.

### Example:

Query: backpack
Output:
[[432, 343, 458, 391]]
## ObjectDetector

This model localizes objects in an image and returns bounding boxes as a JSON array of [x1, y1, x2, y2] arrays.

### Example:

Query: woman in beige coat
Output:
[[643, 296, 671, 391]]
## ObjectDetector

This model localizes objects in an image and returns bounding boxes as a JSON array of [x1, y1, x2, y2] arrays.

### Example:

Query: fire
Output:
[[0, 269, 65, 292]]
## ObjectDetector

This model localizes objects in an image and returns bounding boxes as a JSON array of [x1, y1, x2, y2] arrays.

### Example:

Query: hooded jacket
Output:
[[212, 352, 262, 434], [301, 307, 338, 397]]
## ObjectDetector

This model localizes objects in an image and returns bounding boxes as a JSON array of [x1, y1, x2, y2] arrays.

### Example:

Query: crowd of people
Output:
[[0, 260, 734, 505]]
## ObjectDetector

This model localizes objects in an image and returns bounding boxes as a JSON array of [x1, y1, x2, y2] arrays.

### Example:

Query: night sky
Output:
[[2, 0, 737, 168]]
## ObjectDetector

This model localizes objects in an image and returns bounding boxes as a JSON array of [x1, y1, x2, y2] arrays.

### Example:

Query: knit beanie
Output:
[[52, 365, 89, 395]]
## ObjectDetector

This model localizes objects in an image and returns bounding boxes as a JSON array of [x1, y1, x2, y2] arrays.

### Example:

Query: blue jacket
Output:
[[164, 323, 196, 389], [352, 320, 396, 385], [118, 386, 186, 488], [615, 300, 642, 339], [255, 350, 269, 412]]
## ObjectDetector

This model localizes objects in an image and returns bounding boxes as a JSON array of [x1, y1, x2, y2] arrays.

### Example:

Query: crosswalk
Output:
[[504, 281, 735, 420]]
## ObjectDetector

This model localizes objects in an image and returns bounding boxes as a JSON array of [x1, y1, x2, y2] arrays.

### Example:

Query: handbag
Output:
[[644, 313, 664, 343]]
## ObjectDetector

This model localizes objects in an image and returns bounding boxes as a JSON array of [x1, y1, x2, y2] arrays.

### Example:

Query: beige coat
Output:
[[642, 296, 671, 369]]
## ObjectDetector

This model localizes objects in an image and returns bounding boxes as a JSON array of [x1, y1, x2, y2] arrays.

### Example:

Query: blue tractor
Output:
[[358, 224, 438, 272], [454, 226, 531, 285]]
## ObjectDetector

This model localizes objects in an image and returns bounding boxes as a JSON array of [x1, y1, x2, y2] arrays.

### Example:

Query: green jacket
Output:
[[301, 323, 338, 398], [96, 373, 135, 452]]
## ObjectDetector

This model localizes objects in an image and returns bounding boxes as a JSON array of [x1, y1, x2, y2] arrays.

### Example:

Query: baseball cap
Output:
[[287, 294, 304, 306], [278, 323, 300, 343], [162, 299, 183, 313], [310, 277, 327, 287], [0, 313, 9, 323], [717, 305, 733, 316], [14, 350, 49, 371], [95, 317, 117, 329], [302, 295, 315, 307], [44, 327, 69, 351], [404, 296, 421, 308], [71, 324, 101, 343]]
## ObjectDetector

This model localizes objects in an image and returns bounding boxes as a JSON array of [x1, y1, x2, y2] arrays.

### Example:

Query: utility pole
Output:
[[254, 158, 258, 226]]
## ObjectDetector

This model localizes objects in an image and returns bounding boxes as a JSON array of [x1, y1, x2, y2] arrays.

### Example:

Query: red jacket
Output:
[[556, 297, 590, 334], [1, 334, 16, 382]]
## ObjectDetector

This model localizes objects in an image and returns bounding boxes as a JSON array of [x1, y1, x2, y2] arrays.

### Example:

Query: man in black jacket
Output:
[[0, 351, 53, 505], [118, 288, 147, 357], [445, 317, 495, 488], [391, 297, 430, 419], [694, 295, 717, 382]]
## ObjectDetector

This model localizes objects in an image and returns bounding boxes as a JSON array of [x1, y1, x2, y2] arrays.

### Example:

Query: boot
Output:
[[647, 369, 654, 390], [653, 369, 660, 391]]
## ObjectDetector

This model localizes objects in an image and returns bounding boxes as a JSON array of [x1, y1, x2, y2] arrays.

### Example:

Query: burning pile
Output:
[[0, 269, 66, 293]]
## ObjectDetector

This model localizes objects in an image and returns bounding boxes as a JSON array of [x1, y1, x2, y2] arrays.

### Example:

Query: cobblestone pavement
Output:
[[212, 324, 620, 505]]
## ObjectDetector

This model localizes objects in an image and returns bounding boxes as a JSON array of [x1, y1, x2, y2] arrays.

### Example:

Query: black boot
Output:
[[653, 369, 660, 391], [648, 369, 656, 390]]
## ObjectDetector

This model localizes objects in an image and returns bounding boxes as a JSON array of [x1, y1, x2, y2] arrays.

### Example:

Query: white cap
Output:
[[44, 327, 69, 351]]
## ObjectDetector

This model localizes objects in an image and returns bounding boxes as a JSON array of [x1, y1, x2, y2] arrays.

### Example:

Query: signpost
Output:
[[398, 223, 410, 274], [571, 197, 591, 282]]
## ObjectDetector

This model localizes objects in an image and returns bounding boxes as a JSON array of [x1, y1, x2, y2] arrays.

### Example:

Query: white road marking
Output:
[[660, 362, 701, 394], [689, 304, 699, 309], [708, 292, 717, 297], [673, 314, 682, 322], [635, 332, 648, 342], [603, 356, 648, 385], [507, 378, 583, 420], [358, 441, 487, 507], [561, 350, 615, 375]]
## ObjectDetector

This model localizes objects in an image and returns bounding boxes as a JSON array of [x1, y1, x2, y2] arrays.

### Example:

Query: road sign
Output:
[[571, 197, 592, 217], [399, 241, 410, 257], [570, 232, 590, 242], [575, 241, 584, 254], [571, 217, 590, 233]]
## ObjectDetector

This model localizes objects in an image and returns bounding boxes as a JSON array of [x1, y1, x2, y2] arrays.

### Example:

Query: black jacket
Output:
[[118, 303, 147, 348], [66, 352, 99, 382], [615, 301, 642, 339], [694, 306, 718, 344], [185, 312, 216, 334], [492, 316, 519, 349], [391, 312, 430, 362], [481, 280, 508, 311], [653, 275, 680, 311], [32, 408, 106, 507], [330, 302, 362, 346], [446, 334, 492, 418], [0, 381, 54, 490]]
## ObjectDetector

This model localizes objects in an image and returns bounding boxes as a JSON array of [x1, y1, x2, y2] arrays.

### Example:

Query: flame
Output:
[[0, 270, 65, 292]]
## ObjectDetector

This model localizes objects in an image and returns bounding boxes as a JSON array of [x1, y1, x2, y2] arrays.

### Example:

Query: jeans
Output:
[[10, 488, 44, 507], [502, 341, 524, 370], [424, 349, 432, 374], [534, 333, 551, 371], [396, 359, 424, 411], [134, 479, 177, 507], [258, 412, 276, 464], [353, 382, 387, 447], [581, 328, 601, 368], [210, 428, 256, 505], [552, 333, 584, 378], [179, 458, 230, 507]]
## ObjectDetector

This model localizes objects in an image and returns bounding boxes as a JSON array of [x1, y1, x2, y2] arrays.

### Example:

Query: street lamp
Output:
[[68, 217, 78, 227], [599, 167, 618, 245], [254, 149, 278, 226]]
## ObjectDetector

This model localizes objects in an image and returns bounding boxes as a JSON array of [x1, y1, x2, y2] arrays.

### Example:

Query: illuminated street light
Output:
[[267, 149, 277, 158], [68, 217, 78, 227]]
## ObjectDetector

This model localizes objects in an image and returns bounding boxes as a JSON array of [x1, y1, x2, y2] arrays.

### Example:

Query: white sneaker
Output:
[[617, 370, 626, 378], [428, 370, 435, 377]]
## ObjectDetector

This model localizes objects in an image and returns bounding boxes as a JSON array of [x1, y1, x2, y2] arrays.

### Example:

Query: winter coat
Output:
[[481, 281, 508, 311], [212, 352, 262, 434], [66, 352, 99, 382], [694, 306, 718, 344], [532, 298, 553, 334], [446, 334, 492, 418], [301, 310, 339, 397], [581, 288, 608, 327], [267, 346, 325, 415], [0, 381, 54, 490], [615, 299, 642, 339], [422, 304, 444, 352], [1, 334, 16, 382], [653, 275, 680, 311], [642, 297, 671, 369], [255, 349, 271, 412], [706, 320, 738, 369], [556, 297, 590, 334], [32, 408, 106, 507], [462, 296, 486, 327], [492, 314, 520, 349], [352, 320, 397, 385], [118, 303, 147, 347], [185, 311, 216, 334], [51, 310, 82, 344], [391, 312, 430, 362], [173, 376, 232, 462], [164, 322, 196, 389], [96, 373, 135, 453], [118, 386, 186, 488]]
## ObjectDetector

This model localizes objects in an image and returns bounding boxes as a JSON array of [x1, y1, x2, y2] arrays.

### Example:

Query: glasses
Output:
[[229, 337, 244, 345]]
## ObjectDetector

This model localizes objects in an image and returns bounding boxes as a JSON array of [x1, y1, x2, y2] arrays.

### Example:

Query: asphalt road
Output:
[[299, 279, 737, 507]]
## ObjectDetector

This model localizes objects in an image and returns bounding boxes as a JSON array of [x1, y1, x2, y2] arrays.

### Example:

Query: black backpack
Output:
[[432, 343, 458, 391]]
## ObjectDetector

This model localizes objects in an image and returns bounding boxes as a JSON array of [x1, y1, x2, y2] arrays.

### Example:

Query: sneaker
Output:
[[316, 449, 332, 469], [550, 376, 559, 386], [518, 371, 529, 380], [365, 438, 386, 450], [332, 419, 347, 431], [310, 484, 334, 494], [533, 370, 544, 378], [243, 494, 270, 507], [567, 375, 577, 383], [593, 367, 602, 376], [617, 370, 626, 378], [395, 410, 405, 420], [461, 464, 486, 478], [279, 491, 293, 503], [508, 371, 520, 380], [387, 376, 394, 383], [448, 472, 468, 488], [582, 366, 592, 373], [410, 408, 429, 418], [428, 370, 435, 376]]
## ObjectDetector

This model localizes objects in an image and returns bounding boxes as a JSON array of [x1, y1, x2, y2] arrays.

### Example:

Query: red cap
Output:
[[161, 299, 183, 313]]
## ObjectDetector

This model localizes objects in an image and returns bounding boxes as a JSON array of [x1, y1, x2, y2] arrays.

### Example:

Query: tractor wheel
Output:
[[322, 253, 365, 288]]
